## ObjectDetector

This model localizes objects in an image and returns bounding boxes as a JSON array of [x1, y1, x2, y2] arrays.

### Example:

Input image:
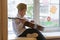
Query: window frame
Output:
[[0, 0, 8, 40], [0, 0, 2, 40]]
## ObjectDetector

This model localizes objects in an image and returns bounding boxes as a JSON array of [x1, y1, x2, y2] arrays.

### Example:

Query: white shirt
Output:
[[12, 14, 28, 36]]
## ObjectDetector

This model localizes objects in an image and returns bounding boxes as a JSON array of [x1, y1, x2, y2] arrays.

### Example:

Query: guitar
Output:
[[8, 17, 44, 31]]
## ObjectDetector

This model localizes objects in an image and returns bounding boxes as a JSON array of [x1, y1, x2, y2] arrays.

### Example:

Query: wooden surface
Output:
[[46, 36, 60, 39], [46, 36, 60, 40], [1, 0, 8, 40], [47, 38, 60, 40], [0, 0, 2, 40], [8, 36, 60, 40], [9, 37, 36, 40]]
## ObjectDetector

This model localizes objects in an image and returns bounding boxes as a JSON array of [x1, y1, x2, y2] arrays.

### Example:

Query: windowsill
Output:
[[42, 32, 60, 39], [46, 36, 60, 39], [8, 31, 60, 40]]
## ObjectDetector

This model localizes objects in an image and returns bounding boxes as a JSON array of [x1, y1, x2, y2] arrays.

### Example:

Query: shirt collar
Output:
[[17, 14, 24, 19]]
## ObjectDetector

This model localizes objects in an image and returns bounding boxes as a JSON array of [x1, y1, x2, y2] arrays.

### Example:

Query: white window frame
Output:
[[33, 0, 40, 25]]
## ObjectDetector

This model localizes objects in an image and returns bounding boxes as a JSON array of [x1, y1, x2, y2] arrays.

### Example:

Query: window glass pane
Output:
[[26, 5, 33, 18], [40, 5, 49, 14], [49, 5, 59, 27], [50, 0, 59, 4], [8, 0, 33, 39], [39, 0, 59, 27], [8, 0, 33, 18]]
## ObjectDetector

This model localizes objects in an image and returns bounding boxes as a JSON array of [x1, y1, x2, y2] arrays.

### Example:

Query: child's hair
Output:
[[17, 3, 27, 11]]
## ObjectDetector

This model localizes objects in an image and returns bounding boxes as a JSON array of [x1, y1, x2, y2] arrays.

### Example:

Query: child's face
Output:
[[19, 9, 27, 17]]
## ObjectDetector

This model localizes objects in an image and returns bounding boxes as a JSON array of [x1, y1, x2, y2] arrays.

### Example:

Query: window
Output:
[[8, 0, 33, 18], [40, 0, 59, 28], [8, 0, 33, 39], [8, 0, 60, 39]]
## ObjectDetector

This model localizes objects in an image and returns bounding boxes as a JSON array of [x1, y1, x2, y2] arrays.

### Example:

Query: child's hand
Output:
[[15, 19, 20, 24], [30, 20, 34, 23], [19, 19, 26, 24]]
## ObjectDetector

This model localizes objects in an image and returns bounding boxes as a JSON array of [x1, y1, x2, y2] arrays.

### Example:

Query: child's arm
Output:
[[9, 17, 44, 31], [15, 18, 26, 29], [15, 19, 44, 31]]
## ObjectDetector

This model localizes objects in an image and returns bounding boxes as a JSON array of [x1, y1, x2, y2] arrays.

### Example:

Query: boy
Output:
[[12, 3, 46, 40]]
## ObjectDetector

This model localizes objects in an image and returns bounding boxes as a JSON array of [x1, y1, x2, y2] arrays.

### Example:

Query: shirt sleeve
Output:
[[12, 19, 26, 36], [14, 19, 24, 29]]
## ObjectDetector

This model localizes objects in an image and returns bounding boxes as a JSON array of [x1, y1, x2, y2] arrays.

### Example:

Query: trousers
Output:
[[18, 29, 46, 40]]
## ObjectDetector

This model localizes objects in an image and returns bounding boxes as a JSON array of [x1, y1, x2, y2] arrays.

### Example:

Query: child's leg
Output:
[[34, 29, 46, 40], [18, 29, 46, 40]]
